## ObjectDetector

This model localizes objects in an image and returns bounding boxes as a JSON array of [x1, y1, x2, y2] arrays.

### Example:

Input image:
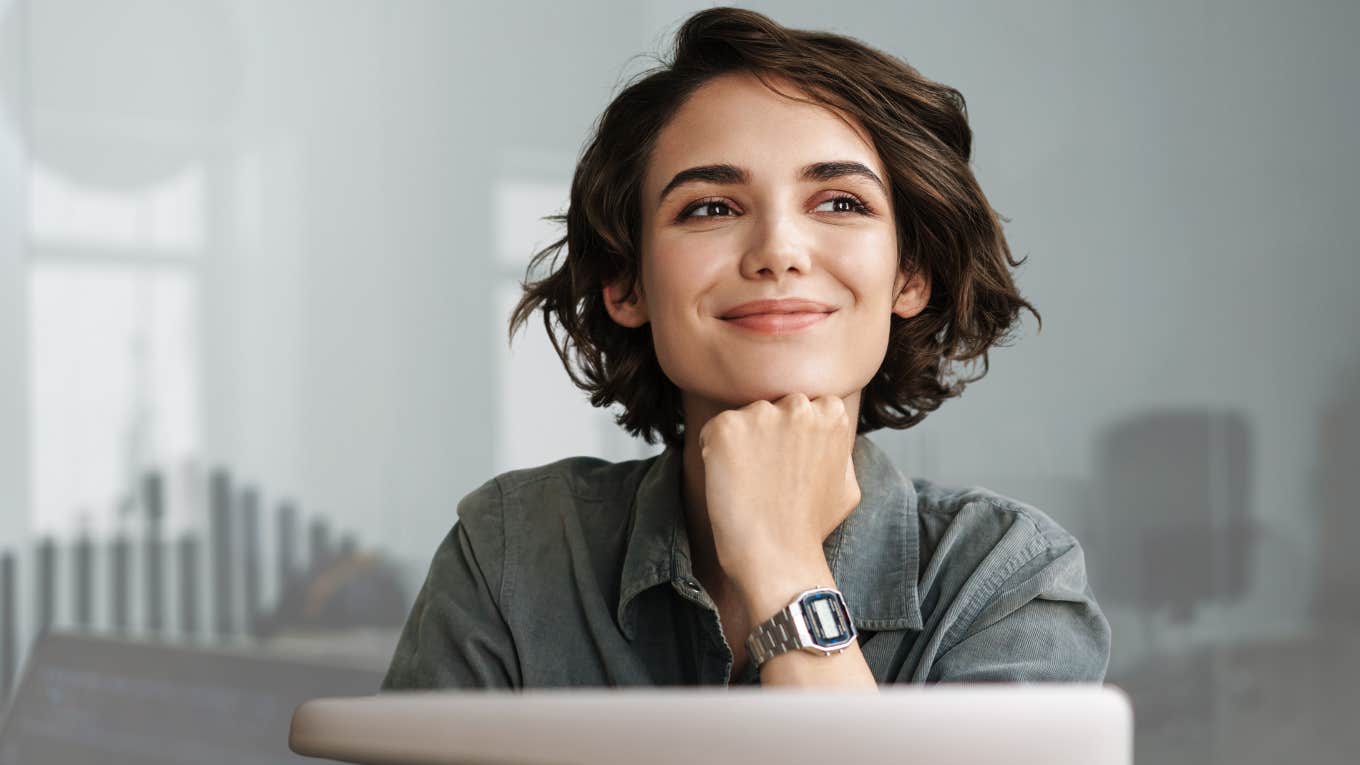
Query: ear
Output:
[[891, 264, 931, 320], [603, 276, 650, 328]]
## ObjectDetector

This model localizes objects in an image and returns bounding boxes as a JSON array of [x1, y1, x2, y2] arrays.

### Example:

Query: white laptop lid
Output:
[[291, 684, 1132, 765]]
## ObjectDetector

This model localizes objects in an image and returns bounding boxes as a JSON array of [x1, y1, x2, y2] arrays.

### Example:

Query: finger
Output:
[[814, 394, 846, 421]]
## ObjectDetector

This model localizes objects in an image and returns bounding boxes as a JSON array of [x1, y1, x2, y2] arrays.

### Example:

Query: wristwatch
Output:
[[745, 586, 857, 669]]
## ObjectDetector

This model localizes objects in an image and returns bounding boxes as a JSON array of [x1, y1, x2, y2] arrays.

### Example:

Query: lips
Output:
[[718, 298, 837, 335], [719, 298, 837, 319]]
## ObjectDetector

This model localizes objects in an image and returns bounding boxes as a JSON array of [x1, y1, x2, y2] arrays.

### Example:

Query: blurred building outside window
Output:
[[26, 161, 204, 539]]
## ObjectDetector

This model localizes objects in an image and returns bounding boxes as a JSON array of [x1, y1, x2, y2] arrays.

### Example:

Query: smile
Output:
[[721, 311, 833, 335]]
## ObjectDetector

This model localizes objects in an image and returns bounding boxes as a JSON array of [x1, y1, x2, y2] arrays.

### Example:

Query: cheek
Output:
[[644, 236, 729, 311], [823, 227, 900, 301], [643, 239, 745, 391], [639, 242, 704, 376], [647, 314, 715, 398]]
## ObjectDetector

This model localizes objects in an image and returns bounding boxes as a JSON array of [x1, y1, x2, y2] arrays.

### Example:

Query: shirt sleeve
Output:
[[926, 536, 1112, 683], [380, 478, 523, 690]]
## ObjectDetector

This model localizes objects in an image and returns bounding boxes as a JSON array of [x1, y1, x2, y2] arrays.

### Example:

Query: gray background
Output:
[[0, 1, 1356, 763]]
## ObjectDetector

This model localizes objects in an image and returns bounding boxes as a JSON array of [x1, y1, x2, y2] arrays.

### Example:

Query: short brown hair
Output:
[[509, 6, 1040, 449]]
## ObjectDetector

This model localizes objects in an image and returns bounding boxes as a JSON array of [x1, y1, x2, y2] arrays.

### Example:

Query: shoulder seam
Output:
[[977, 494, 1077, 547], [496, 465, 638, 503], [490, 475, 514, 610]]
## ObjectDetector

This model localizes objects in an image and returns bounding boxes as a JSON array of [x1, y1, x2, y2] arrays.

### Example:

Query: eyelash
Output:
[[676, 194, 874, 222]]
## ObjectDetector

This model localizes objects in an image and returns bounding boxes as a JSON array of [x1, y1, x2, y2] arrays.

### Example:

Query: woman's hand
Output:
[[698, 392, 861, 602]]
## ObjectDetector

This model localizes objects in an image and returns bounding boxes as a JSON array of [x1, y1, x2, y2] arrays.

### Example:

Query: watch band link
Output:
[[746, 606, 802, 667]]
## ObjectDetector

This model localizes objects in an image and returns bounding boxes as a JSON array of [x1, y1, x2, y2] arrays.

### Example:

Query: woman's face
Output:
[[605, 71, 929, 418]]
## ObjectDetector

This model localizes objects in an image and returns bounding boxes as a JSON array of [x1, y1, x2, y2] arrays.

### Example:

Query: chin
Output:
[[725, 378, 847, 405]]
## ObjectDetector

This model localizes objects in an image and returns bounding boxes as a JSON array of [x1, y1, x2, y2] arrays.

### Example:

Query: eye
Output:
[[678, 197, 738, 221], [813, 194, 872, 215]]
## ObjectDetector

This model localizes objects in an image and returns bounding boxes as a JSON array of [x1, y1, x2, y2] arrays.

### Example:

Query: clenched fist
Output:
[[698, 392, 861, 593]]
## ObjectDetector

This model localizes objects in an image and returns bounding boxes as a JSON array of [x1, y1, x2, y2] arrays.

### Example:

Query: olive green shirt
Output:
[[381, 434, 1111, 689]]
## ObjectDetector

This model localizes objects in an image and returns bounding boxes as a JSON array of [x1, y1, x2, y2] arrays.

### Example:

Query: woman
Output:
[[382, 6, 1110, 689]]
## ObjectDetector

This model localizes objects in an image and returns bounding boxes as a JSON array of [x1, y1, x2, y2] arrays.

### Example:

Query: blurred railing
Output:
[[0, 466, 373, 700]]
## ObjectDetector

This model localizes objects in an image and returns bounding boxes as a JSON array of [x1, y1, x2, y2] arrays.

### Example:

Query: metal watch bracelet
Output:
[[745, 587, 853, 669], [746, 604, 804, 668]]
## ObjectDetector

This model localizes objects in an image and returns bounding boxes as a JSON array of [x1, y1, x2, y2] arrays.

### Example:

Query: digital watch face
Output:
[[800, 591, 854, 647]]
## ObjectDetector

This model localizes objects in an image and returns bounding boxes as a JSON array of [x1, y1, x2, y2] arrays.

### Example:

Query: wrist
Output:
[[733, 556, 836, 623], [744, 583, 859, 672]]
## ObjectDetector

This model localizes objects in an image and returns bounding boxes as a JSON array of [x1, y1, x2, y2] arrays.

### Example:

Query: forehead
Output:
[[643, 72, 885, 196]]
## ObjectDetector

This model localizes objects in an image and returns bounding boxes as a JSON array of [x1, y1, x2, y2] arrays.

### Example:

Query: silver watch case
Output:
[[745, 586, 857, 668]]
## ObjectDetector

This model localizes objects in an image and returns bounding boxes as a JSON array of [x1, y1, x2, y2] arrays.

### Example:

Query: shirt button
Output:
[[683, 579, 702, 593]]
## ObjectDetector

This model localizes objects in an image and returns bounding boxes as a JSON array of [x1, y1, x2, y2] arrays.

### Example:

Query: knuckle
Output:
[[701, 414, 730, 442]]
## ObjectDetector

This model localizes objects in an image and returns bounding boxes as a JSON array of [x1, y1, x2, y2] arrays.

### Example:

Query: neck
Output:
[[677, 388, 863, 599]]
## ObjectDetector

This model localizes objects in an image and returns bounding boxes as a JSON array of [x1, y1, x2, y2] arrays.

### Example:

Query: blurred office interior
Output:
[[0, 1, 1356, 763]]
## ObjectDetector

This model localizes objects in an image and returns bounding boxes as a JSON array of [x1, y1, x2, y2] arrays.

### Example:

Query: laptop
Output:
[[292, 684, 1133, 764]]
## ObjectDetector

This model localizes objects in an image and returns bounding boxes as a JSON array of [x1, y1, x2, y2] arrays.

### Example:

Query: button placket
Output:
[[673, 577, 735, 684]]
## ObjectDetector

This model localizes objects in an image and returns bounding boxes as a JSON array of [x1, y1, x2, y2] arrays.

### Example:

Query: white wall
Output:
[[199, 0, 661, 568], [0, 0, 28, 548]]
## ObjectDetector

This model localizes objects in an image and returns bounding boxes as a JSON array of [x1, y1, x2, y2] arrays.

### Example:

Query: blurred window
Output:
[[491, 174, 658, 472], [26, 162, 203, 535]]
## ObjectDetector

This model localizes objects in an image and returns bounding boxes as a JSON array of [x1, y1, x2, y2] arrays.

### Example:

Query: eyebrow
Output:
[[656, 161, 887, 206]]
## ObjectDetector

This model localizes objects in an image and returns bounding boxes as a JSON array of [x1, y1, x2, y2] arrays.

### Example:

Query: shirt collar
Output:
[[615, 434, 923, 640]]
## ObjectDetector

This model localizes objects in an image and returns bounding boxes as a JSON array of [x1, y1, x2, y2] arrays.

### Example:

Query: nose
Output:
[[739, 209, 813, 281]]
